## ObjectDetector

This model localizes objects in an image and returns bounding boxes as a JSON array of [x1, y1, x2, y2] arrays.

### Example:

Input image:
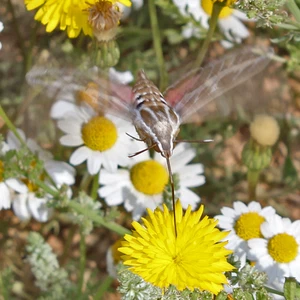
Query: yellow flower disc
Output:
[[25, 0, 131, 38], [130, 160, 168, 195], [119, 201, 234, 294], [201, 0, 233, 18], [268, 233, 298, 263], [234, 212, 265, 240], [0, 160, 4, 182], [81, 116, 118, 151]]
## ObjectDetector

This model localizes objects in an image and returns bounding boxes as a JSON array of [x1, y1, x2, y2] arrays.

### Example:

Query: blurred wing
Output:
[[26, 66, 134, 120], [164, 46, 274, 123]]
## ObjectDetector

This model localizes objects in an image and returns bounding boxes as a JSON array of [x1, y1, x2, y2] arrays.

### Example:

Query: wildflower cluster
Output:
[[217, 201, 300, 296]]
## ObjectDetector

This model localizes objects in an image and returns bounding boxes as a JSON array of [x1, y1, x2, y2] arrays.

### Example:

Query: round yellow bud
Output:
[[250, 115, 280, 146]]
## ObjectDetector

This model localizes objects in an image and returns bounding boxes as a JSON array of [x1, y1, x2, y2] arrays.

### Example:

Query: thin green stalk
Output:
[[0, 274, 9, 300], [0, 105, 27, 148], [68, 201, 131, 236], [34, 178, 60, 196], [247, 169, 260, 201], [195, 2, 223, 68], [148, 0, 168, 90], [91, 172, 99, 200], [265, 286, 284, 296], [78, 230, 86, 294], [94, 276, 113, 298], [286, 0, 300, 22]]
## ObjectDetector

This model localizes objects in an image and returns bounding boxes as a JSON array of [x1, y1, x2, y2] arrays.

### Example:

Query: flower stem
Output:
[[78, 230, 86, 294], [247, 169, 260, 201], [265, 286, 284, 296], [68, 201, 131, 236], [148, 0, 168, 90], [195, 2, 223, 68], [0, 105, 27, 148], [286, 0, 300, 22], [91, 172, 99, 200]]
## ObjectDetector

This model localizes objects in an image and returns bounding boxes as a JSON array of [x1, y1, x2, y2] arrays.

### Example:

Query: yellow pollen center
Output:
[[234, 212, 265, 240], [21, 178, 38, 192], [201, 0, 233, 18], [130, 160, 168, 195], [81, 116, 118, 151], [268, 233, 298, 263], [0, 160, 4, 182]]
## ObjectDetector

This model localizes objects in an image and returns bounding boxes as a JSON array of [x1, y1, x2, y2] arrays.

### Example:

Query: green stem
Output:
[[91, 172, 99, 200], [195, 2, 223, 68], [265, 286, 284, 296], [94, 276, 114, 299], [247, 169, 260, 201], [286, 0, 300, 22], [34, 178, 60, 197], [68, 201, 131, 236], [148, 0, 168, 90], [78, 230, 86, 294], [0, 273, 9, 300], [0, 105, 27, 148]]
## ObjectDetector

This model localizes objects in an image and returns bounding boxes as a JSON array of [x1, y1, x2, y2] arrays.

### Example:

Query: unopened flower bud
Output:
[[250, 115, 280, 147]]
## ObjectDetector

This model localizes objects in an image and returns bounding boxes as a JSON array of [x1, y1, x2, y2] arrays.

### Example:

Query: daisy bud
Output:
[[250, 115, 280, 147], [242, 139, 273, 171], [242, 115, 280, 171], [94, 40, 120, 68]]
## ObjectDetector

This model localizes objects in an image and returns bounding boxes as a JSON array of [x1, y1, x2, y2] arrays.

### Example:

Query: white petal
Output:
[[50, 101, 78, 119], [109, 68, 134, 84], [178, 188, 200, 209], [87, 152, 102, 175], [60, 134, 83, 146], [233, 201, 248, 213], [248, 201, 261, 211], [57, 119, 81, 135], [0, 183, 11, 209], [27, 194, 52, 222], [219, 16, 249, 40], [5, 178, 28, 193], [70, 146, 90, 165], [13, 194, 31, 221], [44, 160, 76, 185]]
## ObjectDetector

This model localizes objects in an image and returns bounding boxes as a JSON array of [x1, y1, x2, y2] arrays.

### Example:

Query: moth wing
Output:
[[164, 46, 274, 123], [26, 66, 134, 120]]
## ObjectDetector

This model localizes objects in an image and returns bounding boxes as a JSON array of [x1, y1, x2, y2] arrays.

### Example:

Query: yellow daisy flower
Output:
[[119, 200, 234, 294], [25, 0, 132, 38]]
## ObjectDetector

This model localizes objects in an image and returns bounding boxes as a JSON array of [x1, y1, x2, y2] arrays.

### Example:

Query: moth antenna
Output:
[[175, 139, 214, 144], [165, 156, 177, 238], [126, 132, 144, 141], [128, 144, 157, 158]]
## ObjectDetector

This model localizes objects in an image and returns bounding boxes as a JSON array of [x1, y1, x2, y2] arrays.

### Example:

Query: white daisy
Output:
[[58, 105, 136, 175], [98, 143, 205, 220], [215, 201, 276, 264], [248, 214, 300, 284], [173, 0, 250, 47], [50, 68, 134, 119], [6, 129, 76, 222], [0, 141, 28, 210]]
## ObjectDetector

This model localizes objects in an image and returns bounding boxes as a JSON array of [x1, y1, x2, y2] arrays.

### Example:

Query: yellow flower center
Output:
[[81, 116, 118, 151], [21, 178, 38, 192], [234, 212, 265, 240], [130, 160, 168, 195], [201, 0, 233, 18], [0, 160, 4, 182], [268, 233, 298, 263]]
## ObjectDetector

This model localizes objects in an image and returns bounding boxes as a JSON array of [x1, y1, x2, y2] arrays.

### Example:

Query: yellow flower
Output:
[[119, 201, 234, 294], [25, 0, 132, 38]]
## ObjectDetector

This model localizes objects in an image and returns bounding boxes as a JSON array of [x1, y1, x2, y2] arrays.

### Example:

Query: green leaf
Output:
[[284, 277, 300, 300]]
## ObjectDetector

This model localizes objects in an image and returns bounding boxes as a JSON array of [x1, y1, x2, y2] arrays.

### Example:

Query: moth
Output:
[[27, 46, 273, 235]]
